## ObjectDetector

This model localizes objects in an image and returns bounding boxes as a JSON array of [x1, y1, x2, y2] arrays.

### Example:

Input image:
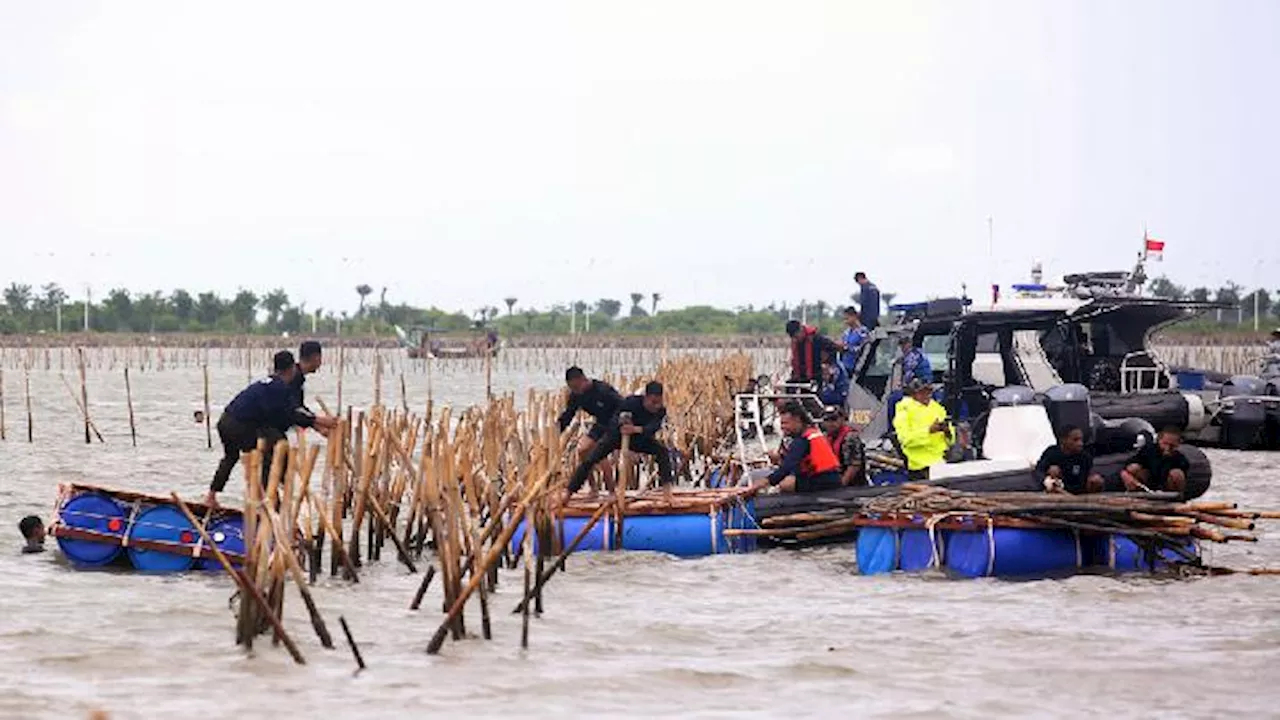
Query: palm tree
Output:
[[651, 292, 662, 315], [260, 288, 289, 328], [355, 284, 373, 315], [504, 297, 517, 316], [629, 292, 644, 314], [4, 283, 32, 315]]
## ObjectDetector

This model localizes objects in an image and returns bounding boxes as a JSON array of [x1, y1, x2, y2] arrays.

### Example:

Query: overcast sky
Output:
[[2, 1, 1277, 314]]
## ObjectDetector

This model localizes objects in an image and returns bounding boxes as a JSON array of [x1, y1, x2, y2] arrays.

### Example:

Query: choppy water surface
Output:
[[1, 351, 1277, 719]]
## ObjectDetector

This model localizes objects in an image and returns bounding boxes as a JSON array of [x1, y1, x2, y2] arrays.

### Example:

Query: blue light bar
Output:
[[889, 302, 928, 313], [1012, 284, 1049, 292]]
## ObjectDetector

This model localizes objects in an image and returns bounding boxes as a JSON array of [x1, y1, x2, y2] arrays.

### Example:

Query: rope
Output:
[[985, 516, 996, 577], [709, 506, 719, 555]]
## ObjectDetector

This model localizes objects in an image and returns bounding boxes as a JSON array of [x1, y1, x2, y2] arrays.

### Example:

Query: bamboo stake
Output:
[[203, 363, 213, 449], [308, 492, 361, 583], [170, 493, 306, 665], [124, 367, 137, 446], [0, 366, 6, 441], [339, 616, 366, 673], [336, 343, 345, 417], [77, 347, 90, 444], [615, 433, 630, 550], [513, 499, 612, 614], [24, 364, 31, 442], [427, 470, 551, 654], [58, 373, 104, 443], [263, 502, 335, 648]]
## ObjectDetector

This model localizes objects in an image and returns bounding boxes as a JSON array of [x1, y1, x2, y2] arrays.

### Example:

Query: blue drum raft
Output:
[[49, 484, 246, 573], [510, 487, 758, 558], [741, 483, 1262, 580]]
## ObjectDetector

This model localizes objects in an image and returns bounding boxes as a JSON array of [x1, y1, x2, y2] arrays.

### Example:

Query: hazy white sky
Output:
[[2, 1, 1277, 314]]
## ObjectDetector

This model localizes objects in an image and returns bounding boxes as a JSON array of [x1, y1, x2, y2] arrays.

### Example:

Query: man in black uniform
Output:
[[1035, 425, 1104, 494], [557, 366, 624, 460], [1120, 427, 1189, 495], [290, 341, 336, 436], [566, 381, 673, 498], [204, 351, 303, 508]]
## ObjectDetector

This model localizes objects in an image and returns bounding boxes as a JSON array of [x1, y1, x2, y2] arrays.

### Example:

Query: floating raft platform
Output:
[[48, 484, 245, 572], [512, 487, 759, 557], [852, 515, 1200, 579]]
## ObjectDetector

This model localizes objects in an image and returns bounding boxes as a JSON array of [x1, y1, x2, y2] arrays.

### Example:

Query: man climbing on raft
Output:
[[204, 350, 336, 508], [564, 381, 673, 501], [557, 366, 624, 461]]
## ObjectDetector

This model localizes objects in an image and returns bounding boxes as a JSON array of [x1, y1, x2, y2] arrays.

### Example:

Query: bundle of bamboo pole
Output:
[[728, 484, 1276, 564]]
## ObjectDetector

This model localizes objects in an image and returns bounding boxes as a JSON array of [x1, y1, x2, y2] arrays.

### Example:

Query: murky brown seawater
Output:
[[1, 350, 1278, 719]]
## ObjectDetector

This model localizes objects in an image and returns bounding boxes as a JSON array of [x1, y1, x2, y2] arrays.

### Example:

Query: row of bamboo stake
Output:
[[0, 342, 760, 445], [2, 341, 1268, 376], [170, 353, 754, 664]]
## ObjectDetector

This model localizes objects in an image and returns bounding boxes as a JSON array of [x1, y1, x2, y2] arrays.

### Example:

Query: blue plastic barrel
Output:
[[855, 527, 898, 575], [56, 493, 126, 567], [197, 516, 246, 571], [1176, 371, 1206, 391], [899, 528, 942, 571], [871, 470, 909, 487], [621, 513, 720, 557], [1097, 534, 1199, 572], [510, 515, 611, 555], [945, 528, 1080, 578], [127, 505, 196, 573]]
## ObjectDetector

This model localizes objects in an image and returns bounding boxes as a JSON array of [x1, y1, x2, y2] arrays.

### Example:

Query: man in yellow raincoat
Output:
[[893, 378, 951, 480]]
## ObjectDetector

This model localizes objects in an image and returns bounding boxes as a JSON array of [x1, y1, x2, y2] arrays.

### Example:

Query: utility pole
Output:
[[83, 285, 91, 332]]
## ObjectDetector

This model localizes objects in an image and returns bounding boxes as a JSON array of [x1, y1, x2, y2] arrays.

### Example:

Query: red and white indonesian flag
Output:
[[1144, 235, 1164, 261]]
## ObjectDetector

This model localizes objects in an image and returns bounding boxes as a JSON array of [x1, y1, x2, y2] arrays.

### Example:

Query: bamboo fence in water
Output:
[[164, 352, 754, 663]]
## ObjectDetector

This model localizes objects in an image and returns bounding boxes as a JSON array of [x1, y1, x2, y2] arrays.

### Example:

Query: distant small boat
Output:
[[393, 324, 501, 360]]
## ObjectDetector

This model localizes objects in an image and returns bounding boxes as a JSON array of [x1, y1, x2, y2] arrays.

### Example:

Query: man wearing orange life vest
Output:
[[754, 401, 842, 493]]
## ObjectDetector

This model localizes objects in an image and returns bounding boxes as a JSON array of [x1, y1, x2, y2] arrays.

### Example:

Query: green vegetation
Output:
[[0, 276, 1273, 337], [0, 282, 867, 337]]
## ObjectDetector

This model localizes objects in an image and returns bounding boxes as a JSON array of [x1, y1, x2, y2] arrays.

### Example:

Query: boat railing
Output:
[[1119, 351, 1173, 393], [732, 390, 825, 484]]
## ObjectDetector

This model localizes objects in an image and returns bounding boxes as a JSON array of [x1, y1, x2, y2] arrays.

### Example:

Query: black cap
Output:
[[644, 381, 664, 396], [273, 350, 296, 372], [822, 405, 845, 421]]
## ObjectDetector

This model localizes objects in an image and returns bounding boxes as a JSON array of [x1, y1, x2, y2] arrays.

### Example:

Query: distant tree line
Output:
[[1, 282, 892, 337], [1146, 276, 1280, 329]]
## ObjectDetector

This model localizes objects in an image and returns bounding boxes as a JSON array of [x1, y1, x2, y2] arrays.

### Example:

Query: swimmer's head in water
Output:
[[18, 515, 44, 547], [193, 410, 205, 423]]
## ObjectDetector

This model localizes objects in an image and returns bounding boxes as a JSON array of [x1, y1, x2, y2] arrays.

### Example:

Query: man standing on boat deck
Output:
[[565, 381, 673, 499], [558, 366, 624, 460], [754, 402, 842, 493], [786, 320, 839, 386], [854, 272, 881, 330], [898, 335, 933, 386], [836, 307, 869, 376], [204, 351, 302, 508], [893, 379, 950, 480], [1119, 427, 1189, 495], [292, 341, 337, 436]]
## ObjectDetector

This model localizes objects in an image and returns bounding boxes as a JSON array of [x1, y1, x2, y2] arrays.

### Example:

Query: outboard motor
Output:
[[991, 385, 1038, 407], [1220, 376, 1266, 450], [981, 386, 1056, 464], [1042, 384, 1092, 442]]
